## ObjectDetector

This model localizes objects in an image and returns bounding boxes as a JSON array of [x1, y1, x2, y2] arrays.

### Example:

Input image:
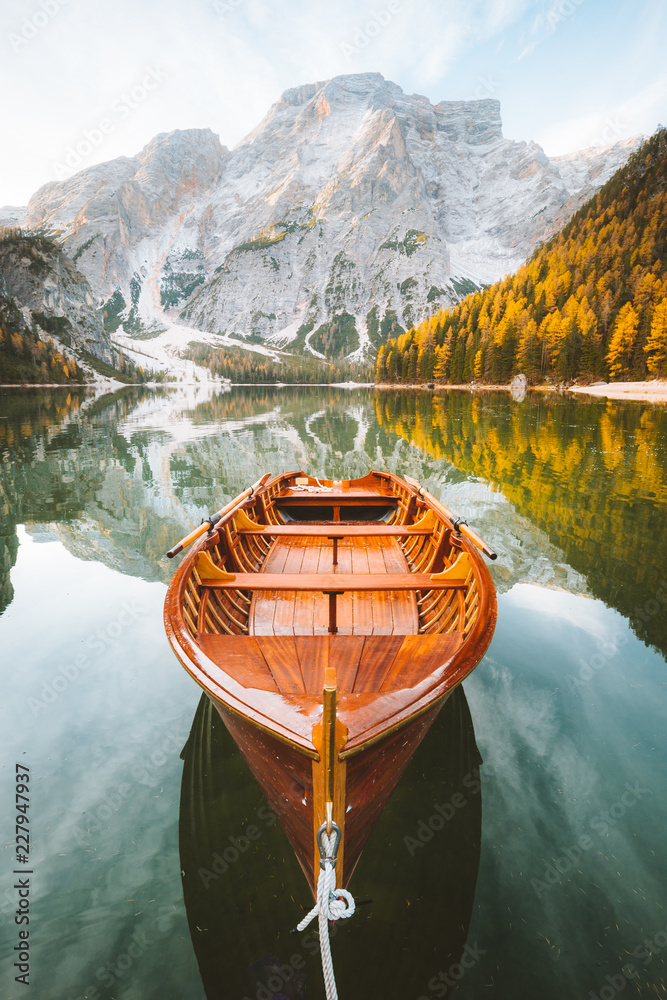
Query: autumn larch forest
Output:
[[375, 128, 667, 387]]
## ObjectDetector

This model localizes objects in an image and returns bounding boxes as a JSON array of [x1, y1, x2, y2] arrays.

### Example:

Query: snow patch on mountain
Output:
[[113, 309, 284, 383], [304, 329, 326, 360], [346, 315, 373, 364], [265, 314, 304, 349], [21, 75, 645, 368]]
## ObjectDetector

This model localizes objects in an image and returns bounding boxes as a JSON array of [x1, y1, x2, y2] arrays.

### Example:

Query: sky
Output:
[[1, 0, 666, 207]]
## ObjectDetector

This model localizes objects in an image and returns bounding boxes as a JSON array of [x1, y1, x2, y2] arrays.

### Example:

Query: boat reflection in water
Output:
[[179, 686, 482, 1000]]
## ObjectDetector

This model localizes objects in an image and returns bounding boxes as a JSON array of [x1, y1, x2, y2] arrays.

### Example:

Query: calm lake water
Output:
[[0, 384, 666, 1000]]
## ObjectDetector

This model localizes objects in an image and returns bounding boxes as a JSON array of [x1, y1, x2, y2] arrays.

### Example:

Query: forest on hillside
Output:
[[0, 228, 145, 384], [184, 341, 370, 384], [375, 128, 667, 386]]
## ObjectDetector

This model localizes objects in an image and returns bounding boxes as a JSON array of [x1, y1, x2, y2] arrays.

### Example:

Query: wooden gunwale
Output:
[[165, 472, 496, 751], [164, 470, 497, 889], [165, 542, 320, 756]]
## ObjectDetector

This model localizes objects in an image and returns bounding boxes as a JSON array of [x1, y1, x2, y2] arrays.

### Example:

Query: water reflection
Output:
[[0, 388, 85, 612], [3, 383, 665, 655], [0, 387, 208, 601], [462, 582, 667, 998], [1, 384, 666, 999], [0, 385, 588, 603], [179, 687, 482, 1000], [374, 390, 667, 656]]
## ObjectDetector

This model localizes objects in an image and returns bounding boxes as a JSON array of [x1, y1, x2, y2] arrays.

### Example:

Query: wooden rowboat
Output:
[[164, 470, 497, 896]]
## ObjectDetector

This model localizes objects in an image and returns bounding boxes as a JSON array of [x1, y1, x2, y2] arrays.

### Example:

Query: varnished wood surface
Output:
[[209, 688, 459, 892], [164, 469, 498, 893], [213, 701, 318, 889], [202, 572, 466, 591], [249, 535, 422, 636], [275, 489, 396, 500], [196, 633, 463, 699], [237, 524, 431, 537]]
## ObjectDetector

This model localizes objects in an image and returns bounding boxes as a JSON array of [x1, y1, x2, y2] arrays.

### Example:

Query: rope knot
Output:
[[328, 888, 355, 921], [294, 824, 356, 1000]]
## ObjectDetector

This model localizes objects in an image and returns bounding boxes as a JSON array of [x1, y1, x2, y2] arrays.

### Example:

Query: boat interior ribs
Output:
[[164, 470, 497, 893]]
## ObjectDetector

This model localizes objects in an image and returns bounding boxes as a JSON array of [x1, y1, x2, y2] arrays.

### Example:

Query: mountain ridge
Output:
[[13, 73, 646, 373], [0, 228, 146, 384], [375, 128, 667, 385]]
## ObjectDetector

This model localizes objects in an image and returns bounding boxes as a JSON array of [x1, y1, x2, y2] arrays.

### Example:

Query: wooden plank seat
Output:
[[236, 524, 433, 537], [232, 508, 438, 569], [276, 490, 397, 500], [198, 572, 467, 591], [196, 543, 469, 634]]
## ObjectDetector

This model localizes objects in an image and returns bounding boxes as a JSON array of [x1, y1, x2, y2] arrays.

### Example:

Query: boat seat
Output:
[[196, 536, 468, 638], [235, 525, 433, 538], [200, 572, 466, 591]]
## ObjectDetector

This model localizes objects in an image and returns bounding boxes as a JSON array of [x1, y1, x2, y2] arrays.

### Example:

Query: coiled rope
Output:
[[289, 477, 334, 493], [295, 827, 355, 1000]]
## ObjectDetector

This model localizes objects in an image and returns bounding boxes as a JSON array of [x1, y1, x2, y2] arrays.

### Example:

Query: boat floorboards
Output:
[[196, 633, 463, 698], [249, 535, 419, 637]]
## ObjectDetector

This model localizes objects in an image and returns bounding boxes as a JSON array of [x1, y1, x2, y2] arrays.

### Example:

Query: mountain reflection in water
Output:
[[1, 384, 665, 656]]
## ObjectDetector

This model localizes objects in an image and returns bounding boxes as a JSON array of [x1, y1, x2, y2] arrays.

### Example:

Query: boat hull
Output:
[[210, 691, 449, 892], [165, 470, 497, 897], [179, 687, 483, 1000]]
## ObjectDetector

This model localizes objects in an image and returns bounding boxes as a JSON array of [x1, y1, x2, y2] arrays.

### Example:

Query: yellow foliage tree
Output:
[[433, 337, 452, 382], [578, 297, 598, 342], [644, 300, 667, 376], [606, 303, 639, 380]]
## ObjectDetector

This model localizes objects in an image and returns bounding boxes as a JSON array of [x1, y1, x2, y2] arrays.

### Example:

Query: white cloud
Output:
[[0, 0, 664, 204], [535, 76, 666, 155], [513, 0, 586, 61]]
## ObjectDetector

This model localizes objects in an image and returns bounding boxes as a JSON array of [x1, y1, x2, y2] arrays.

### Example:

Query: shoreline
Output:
[[373, 380, 667, 403], [2, 379, 667, 403], [568, 380, 667, 401]]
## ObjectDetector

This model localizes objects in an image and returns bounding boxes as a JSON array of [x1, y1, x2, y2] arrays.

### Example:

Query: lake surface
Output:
[[0, 384, 666, 1000]]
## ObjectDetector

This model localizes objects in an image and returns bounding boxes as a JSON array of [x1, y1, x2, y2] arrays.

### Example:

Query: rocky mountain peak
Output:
[[136, 127, 227, 176], [18, 74, 645, 373], [130, 128, 227, 218], [271, 73, 502, 144], [434, 98, 503, 145], [278, 81, 327, 107]]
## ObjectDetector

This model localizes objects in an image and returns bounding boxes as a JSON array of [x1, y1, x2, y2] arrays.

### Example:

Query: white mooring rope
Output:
[[289, 477, 334, 493], [295, 831, 355, 1000]]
